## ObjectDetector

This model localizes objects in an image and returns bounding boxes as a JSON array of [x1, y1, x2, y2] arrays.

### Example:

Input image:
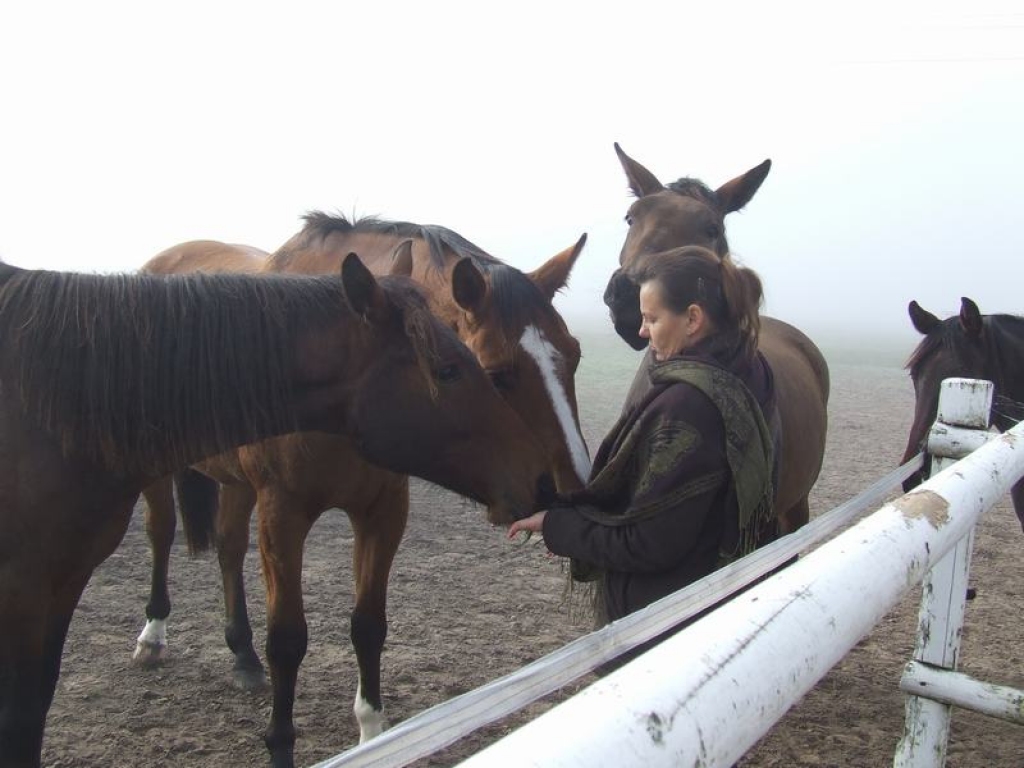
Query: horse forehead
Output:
[[641, 189, 718, 220], [517, 324, 575, 379], [473, 316, 575, 369], [623, 194, 721, 260]]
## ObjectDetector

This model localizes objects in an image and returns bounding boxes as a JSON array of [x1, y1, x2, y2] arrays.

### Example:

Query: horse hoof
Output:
[[233, 665, 269, 692], [966, 587, 978, 601], [132, 641, 167, 667]]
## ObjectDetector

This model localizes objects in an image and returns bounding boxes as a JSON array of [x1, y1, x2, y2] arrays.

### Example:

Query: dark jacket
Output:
[[542, 337, 777, 626]]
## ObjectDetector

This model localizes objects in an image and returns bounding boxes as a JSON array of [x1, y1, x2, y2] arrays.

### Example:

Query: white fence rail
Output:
[[312, 379, 1023, 768], [313, 461, 922, 768], [458, 384, 1024, 767]]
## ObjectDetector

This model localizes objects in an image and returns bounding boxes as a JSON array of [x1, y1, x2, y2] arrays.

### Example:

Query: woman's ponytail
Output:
[[718, 252, 763, 358]]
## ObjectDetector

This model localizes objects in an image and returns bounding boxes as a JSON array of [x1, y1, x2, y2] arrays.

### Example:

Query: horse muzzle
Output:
[[484, 471, 556, 525], [603, 270, 646, 351]]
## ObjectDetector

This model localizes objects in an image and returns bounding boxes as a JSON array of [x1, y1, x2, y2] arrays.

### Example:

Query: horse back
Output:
[[141, 240, 268, 275]]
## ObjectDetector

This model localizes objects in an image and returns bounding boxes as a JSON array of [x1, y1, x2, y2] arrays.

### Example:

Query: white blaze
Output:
[[519, 326, 592, 483]]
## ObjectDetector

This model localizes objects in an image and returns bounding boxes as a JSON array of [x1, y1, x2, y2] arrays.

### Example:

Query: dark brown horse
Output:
[[136, 218, 588, 766], [603, 144, 830, 535], [902, 297, 1024, 528], [0, 257, 555, 768]]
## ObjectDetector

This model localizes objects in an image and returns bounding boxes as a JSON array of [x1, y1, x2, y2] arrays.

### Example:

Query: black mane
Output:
[[0, 268, 347, 475]]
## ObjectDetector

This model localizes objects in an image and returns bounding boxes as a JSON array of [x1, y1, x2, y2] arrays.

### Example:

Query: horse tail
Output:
[[174, 468, 219, 555]]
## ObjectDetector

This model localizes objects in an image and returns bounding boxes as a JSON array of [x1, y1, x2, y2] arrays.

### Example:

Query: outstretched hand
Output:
[[507, 510, 546, 540]]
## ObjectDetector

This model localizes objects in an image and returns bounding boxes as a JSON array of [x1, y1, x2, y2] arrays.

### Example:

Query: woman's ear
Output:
[[687, 304, 705, 333]]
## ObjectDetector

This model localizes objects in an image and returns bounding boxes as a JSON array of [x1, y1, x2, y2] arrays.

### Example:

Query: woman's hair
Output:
[[635, 245, 763, 359]]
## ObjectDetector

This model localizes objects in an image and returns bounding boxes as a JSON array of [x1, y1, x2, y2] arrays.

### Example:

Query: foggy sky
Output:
[[1, 1, 1020, 358]]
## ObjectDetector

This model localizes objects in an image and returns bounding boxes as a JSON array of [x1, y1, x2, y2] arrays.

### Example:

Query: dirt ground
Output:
[[40, 361, 1024, 767]]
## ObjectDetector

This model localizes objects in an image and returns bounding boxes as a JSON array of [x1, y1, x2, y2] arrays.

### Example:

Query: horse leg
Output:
[[257, 488, 316, 768], [0, 584, 54, 768], [133, 475, 176, 665], [349, 478, 409, 742], [216, 481, 266, 690], [1012, 477, 1024, 533], [2, 498, 134, 767]]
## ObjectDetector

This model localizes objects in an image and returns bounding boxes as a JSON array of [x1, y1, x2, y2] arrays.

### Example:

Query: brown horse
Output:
[[136, 218, 588, 766], [902, 297, 1024, 528], [0, 257, 554, 768], [602, 144, 830, 535]]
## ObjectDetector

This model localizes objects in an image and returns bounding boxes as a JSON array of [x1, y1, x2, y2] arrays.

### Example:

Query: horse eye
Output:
[[487, 369, 515, 392], [706, 224, 720, 239], [436, 364, 462, 383], [625, 215, 634, 226]]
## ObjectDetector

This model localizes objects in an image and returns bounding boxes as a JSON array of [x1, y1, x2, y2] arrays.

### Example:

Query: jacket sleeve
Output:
[[542, 384, 728, 574]]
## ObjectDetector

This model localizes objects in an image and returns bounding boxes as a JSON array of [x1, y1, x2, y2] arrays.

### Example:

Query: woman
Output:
[[509, 245, 778, 634]]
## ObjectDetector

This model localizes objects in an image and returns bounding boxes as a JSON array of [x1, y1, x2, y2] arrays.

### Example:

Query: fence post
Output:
[[894, 378, 995, 768]]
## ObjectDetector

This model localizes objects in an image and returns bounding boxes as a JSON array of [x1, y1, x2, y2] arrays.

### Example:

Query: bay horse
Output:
[[602, 144, 830, 535], [136, 218, 589, 766], [902, 297, 1024, 529], [0, 256, 555, 768]]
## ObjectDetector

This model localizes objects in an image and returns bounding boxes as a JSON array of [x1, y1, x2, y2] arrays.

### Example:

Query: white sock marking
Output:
[[354, 680, 386, 742], [136, 618, 167, 648]]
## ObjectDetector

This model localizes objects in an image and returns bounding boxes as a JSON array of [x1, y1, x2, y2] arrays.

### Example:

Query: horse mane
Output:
[[0, 268, 348, 476], [486, 264, 565, 333], [298, 211, 560, 337], [905, 327, 945, 374], [299, 212, 501, 270]]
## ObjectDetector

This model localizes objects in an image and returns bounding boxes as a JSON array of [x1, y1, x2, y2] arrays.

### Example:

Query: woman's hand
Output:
[[507, 510, 546, 539]]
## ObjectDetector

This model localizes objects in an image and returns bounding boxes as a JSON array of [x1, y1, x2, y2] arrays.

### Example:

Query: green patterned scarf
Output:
[[568, 358, 775, 589]]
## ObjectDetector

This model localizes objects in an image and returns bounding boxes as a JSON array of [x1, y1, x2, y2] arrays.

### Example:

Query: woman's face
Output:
[[638, 280, 691, 361]]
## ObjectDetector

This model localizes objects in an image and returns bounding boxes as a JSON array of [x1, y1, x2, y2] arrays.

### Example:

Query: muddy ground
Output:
[[41, 361, 1024, 767]]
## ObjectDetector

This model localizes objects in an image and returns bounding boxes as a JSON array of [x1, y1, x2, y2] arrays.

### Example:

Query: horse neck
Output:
[[280, 230, 470, 327], [988, 318, 1024, 424]]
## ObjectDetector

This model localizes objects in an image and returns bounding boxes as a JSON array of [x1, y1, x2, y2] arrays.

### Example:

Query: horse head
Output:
[[330, 253, 557, 523], [449, 235, 592, 492], [605, 143, 771, 348], [901, 297, 991, 490], [277, 213, 592, 495]]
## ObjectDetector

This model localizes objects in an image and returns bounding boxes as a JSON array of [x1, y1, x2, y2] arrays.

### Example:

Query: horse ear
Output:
[[960, 297, 983, 338], [528, 233, 587, 301], [715, 159, 772, 214], [340, 252, 388, 321], [451, 257, 488, 314], [389, 239, 414, 277], [908, 300, 941, 335], [615, 142, 664, 198]]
